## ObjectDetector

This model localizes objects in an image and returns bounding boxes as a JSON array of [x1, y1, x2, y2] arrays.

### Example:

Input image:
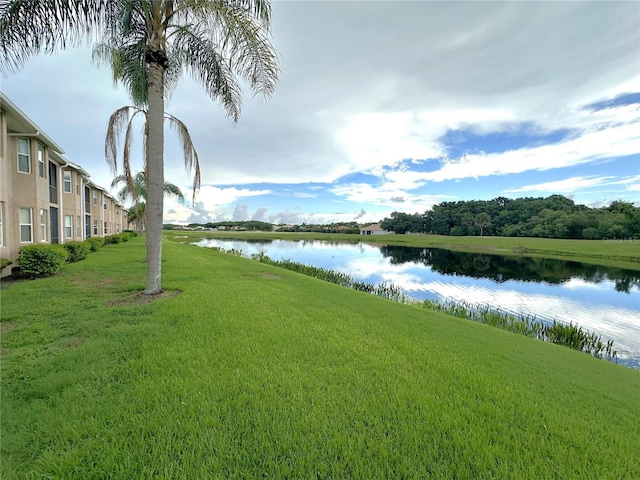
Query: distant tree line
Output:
[[165, 221, 361, 234], [380, 195, 640, 239]]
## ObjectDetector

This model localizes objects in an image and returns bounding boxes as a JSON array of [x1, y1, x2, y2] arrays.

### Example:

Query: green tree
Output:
[[111, 171, 185, 233], [105, 104, 198, 234], [1, 0, 279, 294], [380, 212, 423, 234], [474, 212, 492, 236]]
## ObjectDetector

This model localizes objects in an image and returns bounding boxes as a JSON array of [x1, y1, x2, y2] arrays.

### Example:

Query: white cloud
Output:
[[252, 207, 270, 222], [505, 174, 640, 196], [385, 119, 639, 185], [232, 205, 250, 221], [294, 192, 317, 198], [336, 112, 447, 172], [505, 176, 616, 194], [162, 185, 272, 223], [194, 185, 271, 209], [330, 183, 451, 212]]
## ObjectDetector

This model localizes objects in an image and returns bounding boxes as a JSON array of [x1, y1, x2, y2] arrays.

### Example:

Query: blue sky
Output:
[[1, 1, 638, 225]]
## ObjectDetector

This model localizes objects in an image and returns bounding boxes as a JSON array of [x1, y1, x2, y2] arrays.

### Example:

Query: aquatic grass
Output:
[[249, 252, 618, 362], [421, 300, 618, 362]]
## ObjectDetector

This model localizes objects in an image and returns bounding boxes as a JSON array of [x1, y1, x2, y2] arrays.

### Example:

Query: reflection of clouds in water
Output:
[[561, 277, 640, 294], [196, 238, 381, 255], [341, 257, 418, 278], [561, 278, 610, 290]]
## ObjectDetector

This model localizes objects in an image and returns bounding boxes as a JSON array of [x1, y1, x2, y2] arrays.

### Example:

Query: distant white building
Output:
[[360, 223, 389, 235]]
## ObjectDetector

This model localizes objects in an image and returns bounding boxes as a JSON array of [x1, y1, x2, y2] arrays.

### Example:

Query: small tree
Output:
[[474, 212, 492, 236]]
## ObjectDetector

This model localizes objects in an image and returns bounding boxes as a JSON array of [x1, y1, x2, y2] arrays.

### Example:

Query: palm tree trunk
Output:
[[144, 58, 165, 294]]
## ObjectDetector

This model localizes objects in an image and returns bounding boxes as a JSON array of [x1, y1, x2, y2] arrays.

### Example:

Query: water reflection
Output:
[[379, 246, 640, 293], [194, 238, 640, 367]]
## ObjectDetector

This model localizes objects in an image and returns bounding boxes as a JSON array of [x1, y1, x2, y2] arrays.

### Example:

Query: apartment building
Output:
[[0, 93, 129, 275]]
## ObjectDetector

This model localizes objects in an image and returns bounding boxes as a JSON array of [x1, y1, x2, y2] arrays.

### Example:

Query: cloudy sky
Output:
[[2, 1, 639, 225]]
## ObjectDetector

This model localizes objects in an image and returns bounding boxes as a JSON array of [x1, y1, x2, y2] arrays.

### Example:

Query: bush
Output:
[[63, 241, 90, 263], [17, 244, 68, 278], [124, 229, 138, 237], [0, 258, 11, 270], [105, 234, 122, 245], [87, 237, 105, 252]]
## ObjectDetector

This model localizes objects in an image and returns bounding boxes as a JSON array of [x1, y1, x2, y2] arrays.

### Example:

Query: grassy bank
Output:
[[2, 237, 639, 478], [167, 230, 640, 269]]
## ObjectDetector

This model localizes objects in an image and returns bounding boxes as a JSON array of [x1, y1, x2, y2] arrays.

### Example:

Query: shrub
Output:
[[124, 229, 138, 237], [0, 258, 11, 270], [87, 237, 105, 252], [105, 234, 122, 245], [17, 244, 68, 278], [63, 241, 90, 263]]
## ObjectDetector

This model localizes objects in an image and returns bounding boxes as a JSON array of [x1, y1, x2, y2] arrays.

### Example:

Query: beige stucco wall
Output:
[[1, 96, 132, 275]]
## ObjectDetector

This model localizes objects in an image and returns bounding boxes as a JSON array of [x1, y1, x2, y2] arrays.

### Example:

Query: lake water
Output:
[[194, 238, 640, 368]]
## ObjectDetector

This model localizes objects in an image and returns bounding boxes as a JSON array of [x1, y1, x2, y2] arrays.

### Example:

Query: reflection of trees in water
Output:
[[378, 246, 640, 293], [245, 239, 273, 244]]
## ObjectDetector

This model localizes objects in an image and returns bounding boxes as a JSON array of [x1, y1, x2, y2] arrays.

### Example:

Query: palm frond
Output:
[[105, 105, 147, 205], [213, 4, 279, 97], [172, 27, 243, 121], [163, 182, 185, 202], [165, 112, 201, 203], [105, 106, 136, 173], [0, 0, 115, 75], [122, 115, 137, 199]]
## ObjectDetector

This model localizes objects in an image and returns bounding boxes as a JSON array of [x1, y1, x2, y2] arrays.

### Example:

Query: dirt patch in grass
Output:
[[108, 289, 182, 307], [0, 321, 19, 335], [0, 275, 23, 290], [65, 336, 85, 349], [261, 272, 283, 279], [96, 278, 118, 287]]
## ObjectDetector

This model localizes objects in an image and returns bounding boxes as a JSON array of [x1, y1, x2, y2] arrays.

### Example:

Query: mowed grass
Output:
[[169, 230, 640, 269], [2, 237, 639, 479]]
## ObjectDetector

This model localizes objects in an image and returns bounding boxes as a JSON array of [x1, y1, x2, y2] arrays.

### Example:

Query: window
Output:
[[19, 207, 33, 243], [18, 138, 30, 173], [76, 180, 80, 195], [92, 190, 98, 206], [116, 208, 120, 216], [64, 171, 72, 193], [37, 144, 45, 178], [103, 197, 107, 210], [40, 209, 47, 242], [93, 220, 98, 235], [104, 222, 108, 235], [65, 215, 73, 238], [0, 202, 3, 246], [76, 216, 81, 237]]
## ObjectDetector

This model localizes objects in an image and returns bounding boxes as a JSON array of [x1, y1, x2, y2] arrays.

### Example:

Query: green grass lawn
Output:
[[168, 230, 640, 270], [2, 237, 639, 479]]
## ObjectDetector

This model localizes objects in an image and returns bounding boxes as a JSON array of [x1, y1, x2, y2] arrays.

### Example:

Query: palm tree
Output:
[[474, 212, 492, 237], [1, 1, 279, 294], [105, 104, 200, 235], [112, 171, 184, 233]]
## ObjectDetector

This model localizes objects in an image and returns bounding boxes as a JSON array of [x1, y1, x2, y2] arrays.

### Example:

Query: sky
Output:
[[1, 1, 639, 225]]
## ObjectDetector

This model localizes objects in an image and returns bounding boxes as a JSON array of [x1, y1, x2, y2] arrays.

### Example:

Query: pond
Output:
[[194, 238, 640, 368]]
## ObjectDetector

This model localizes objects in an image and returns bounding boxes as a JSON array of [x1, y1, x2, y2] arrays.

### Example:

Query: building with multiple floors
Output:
[[0, 93, 129, 275]]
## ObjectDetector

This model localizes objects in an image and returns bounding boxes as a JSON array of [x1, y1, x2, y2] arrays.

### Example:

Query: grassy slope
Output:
[[168, 231, 640, 270], [2, 237, 639, 479]]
